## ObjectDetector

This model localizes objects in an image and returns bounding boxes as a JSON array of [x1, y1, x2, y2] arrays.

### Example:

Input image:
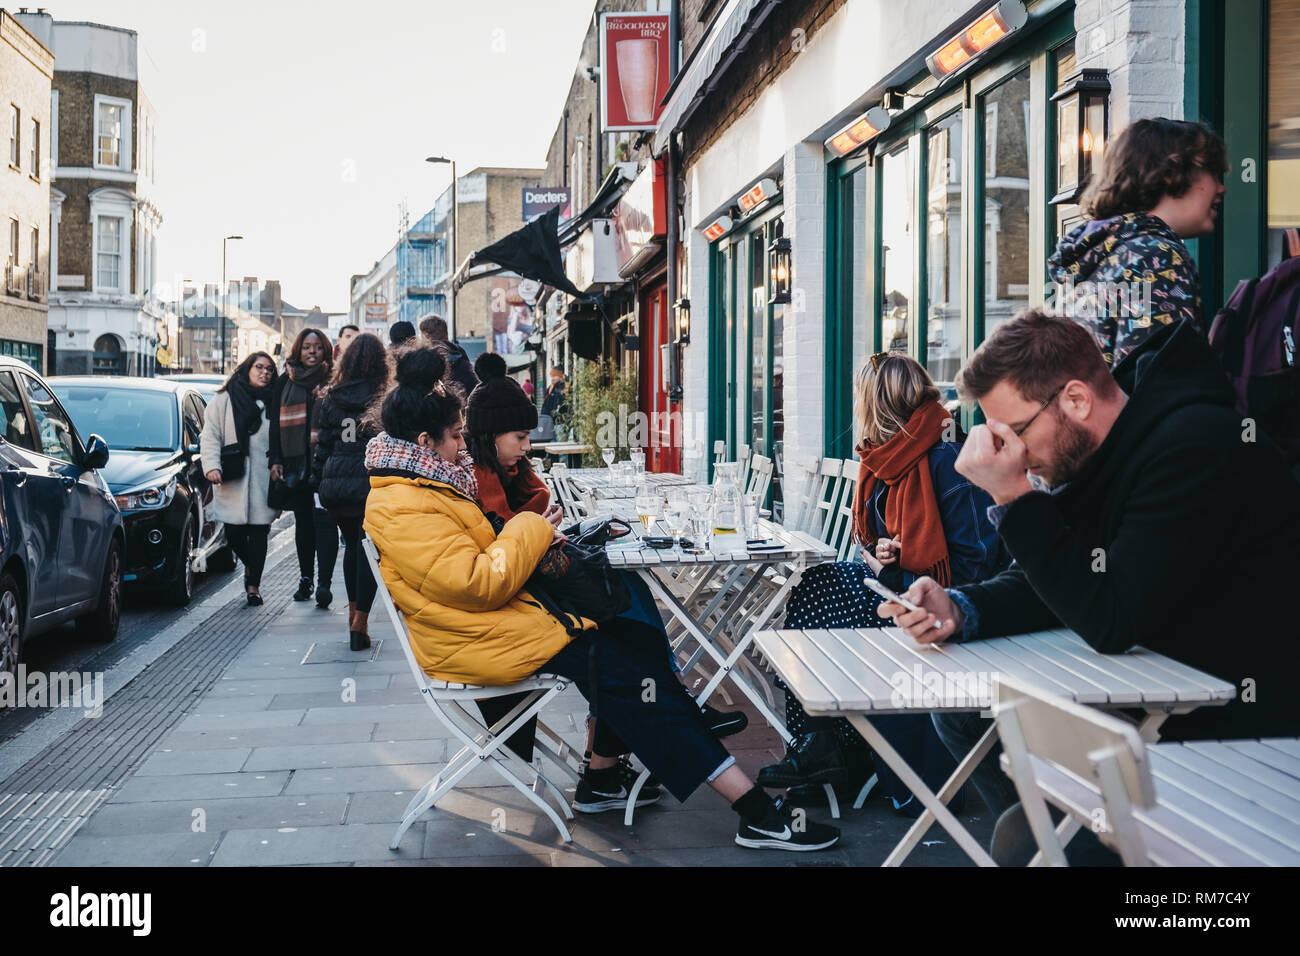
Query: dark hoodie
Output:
[[957, 320, 1300, 741], [435, 340, 479, 400], [1048, 212, 1203, 367], [311, 379, 380, 517]]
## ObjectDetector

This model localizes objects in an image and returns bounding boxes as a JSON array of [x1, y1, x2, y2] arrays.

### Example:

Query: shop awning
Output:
[[651, 0, 782, 156]]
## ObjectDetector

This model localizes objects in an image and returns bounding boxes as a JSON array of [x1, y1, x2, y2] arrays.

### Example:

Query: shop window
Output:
[[926, 112, 963, 391], [981, 68, 1032, 341], [880, 145, 913, 353], [1268, 0, 1300, 266]]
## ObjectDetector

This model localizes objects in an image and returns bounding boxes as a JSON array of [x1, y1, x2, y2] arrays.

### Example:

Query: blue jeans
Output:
[[543, 617, 730, 803], [931, 710, 1019, 817]]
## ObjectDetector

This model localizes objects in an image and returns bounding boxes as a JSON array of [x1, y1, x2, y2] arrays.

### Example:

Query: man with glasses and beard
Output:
[[878, 309, 1300, 862]]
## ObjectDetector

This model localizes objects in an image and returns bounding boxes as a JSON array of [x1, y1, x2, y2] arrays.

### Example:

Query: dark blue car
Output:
[[0, 357, 123, 686]]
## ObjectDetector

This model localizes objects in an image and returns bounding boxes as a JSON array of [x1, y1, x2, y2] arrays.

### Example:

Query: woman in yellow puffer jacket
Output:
[[362, 348, 839, 851]]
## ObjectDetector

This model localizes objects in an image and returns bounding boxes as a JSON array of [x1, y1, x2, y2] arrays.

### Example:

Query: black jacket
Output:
[[311, 379, 379, 518], [436, 340, 479, 400], [957, 320, 1300, 741]]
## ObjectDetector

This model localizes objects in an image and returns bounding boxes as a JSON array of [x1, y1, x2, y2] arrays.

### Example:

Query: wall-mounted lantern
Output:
[[674, 296, 691, 344], [1050, 69, 1111, 205], [768, 234, 792, 306]]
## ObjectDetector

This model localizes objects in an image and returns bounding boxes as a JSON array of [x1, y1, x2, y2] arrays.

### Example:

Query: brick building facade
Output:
[[18, 12, 164, 376], [0, 9, 52, 371]]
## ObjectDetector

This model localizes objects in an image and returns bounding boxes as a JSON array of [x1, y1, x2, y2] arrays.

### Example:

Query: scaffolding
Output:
[[395, 200, 447, 328]]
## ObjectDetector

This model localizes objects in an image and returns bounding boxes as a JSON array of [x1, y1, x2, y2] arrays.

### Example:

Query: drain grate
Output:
[[299, 639, 383, 665], [0, 556, 301, 867]]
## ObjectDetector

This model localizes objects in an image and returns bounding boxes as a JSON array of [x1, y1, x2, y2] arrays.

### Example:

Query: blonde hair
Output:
[[853, 353, 941, 449]]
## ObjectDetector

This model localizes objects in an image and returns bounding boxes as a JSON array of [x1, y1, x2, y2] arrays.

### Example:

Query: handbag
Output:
[[487, 513, 632, 627], [267, 479, 292, 511], [219, 443, 246, 481]]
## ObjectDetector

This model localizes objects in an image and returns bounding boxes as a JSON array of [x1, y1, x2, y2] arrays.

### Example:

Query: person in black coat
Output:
[[419, 313, 479, 398], [312, 332, 390, 650], [881, 310, 1300, 828], [270, 327, 340, 606]]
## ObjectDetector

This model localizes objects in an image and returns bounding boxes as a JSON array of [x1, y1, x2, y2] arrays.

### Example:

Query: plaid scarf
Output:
[[364, 432, 479, 501]]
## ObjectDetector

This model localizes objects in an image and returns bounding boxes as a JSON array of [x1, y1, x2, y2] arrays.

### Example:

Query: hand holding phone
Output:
[[863, 576, 930, 616]]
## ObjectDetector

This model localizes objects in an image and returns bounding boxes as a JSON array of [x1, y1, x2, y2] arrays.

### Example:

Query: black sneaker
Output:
[[700, 702, 748, 739], [617, 756, 661, 796], [573, 768, 662, 814], [292, 577, 313, 602], [316, 581, 332, 608], [735, 797, 840, 851], [757, 731, 849, 788]]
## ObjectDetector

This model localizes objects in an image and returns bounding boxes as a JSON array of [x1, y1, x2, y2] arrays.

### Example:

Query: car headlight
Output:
[[114, 476, 178, 512]]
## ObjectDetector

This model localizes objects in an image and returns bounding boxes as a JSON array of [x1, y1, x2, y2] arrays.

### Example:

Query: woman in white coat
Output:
[[200, 352, 278, 605]]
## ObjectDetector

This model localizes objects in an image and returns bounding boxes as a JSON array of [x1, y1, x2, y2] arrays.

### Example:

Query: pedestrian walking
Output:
[[269, 327, 340, 606], [200, 351, 278, 606], [540, 366, 569, 420], [311, 332, 389, 650], [388, 320, 416, 349], [418, 313, 479, 398], [333, 323, 359, 363], [1048, 117, 1227, 367]]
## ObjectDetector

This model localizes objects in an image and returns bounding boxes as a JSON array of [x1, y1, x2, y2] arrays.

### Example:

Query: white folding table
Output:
[[749, 626, 1237, 866], [1011, 737, 1300, 865]]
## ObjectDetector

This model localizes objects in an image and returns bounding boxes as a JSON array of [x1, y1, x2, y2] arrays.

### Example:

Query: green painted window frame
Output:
[[823, 7, 1073, 451]]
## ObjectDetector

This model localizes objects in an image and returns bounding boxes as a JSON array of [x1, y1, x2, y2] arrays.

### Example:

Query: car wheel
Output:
[[168, 515, 196, 607], [76, 539, 122, 642], [0, 574, 23, 697], [206, 544, 237, 574]]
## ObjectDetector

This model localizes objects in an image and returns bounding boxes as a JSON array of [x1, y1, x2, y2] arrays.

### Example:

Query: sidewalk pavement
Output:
[[52, 543, 996, 867]]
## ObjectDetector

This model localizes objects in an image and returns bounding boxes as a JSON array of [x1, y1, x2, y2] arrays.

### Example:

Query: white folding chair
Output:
[[745, 453, 774, 508], [361, 535, 584, 847], [712, 440, 726, 464], [548, 462, 591, 520], [782, 459, 820, 534], [994, 674, 1156, 866]]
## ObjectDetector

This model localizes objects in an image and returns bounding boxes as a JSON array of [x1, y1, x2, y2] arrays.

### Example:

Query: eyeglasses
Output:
[[1011, 384, 1065, 437]]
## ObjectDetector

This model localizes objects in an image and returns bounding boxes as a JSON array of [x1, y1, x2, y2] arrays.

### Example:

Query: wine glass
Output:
[[634, 492, 662, 535], [602, 446, 616, 468], [663, 495, 689, 551], [630, 447, 646, 475]]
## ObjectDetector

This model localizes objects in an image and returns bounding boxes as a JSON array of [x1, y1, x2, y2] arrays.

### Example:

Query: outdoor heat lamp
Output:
[[1050, 69, 1111, 205], [925, 0, 1028, 80], [768, 234, 792, 305], [738, 178, 779, 213], [703, 214, 733, 242], [674, 296, 691, 344], [825, 107, 892, 158]]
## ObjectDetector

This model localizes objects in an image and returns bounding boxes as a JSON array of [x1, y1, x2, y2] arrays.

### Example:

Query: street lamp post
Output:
[[425, 156, 457, 341], [220, 234, 243, 373]]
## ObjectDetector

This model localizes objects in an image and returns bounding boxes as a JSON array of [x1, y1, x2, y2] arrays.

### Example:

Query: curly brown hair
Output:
[[1080, 117, 1227, 221]]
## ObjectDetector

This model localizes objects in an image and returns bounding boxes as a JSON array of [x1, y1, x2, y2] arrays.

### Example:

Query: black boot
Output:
[[293, 576, 313, 602], [316, 579, 333, 609], [784, 750, 876, 807], [757, 731, 849, 788]]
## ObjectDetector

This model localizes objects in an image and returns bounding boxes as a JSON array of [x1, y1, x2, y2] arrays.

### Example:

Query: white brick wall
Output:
[[780, 140, 828, 512], [1075, 0, 1186, 127], [681, 205, 713, 485]]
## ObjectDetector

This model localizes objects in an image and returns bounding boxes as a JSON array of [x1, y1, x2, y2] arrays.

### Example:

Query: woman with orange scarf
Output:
[[758, 353, 1004, 814]]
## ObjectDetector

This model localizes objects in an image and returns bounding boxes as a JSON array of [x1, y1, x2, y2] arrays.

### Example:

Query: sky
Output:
[[39, 0, 599, 313]]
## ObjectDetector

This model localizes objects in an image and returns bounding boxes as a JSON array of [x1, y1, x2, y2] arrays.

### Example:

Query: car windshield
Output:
[[51, 386, 178, 452]]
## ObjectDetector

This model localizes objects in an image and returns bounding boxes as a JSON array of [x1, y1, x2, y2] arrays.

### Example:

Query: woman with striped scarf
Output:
[[269, 327, 340, 605]]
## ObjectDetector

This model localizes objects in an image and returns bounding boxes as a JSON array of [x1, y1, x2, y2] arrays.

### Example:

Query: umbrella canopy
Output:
[[468, 206, 586, 299]]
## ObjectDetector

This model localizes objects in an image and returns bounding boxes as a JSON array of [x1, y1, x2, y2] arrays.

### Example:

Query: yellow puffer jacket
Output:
[[363, 471, 594, 685]]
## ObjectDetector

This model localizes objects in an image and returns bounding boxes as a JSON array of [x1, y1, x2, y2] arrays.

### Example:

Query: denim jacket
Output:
[[864, 441, 1004, 588]]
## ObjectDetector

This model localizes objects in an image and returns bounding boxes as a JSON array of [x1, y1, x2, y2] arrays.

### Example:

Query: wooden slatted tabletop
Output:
[[1016, 738, 1300, 865], [753, 627, 1237, 715]]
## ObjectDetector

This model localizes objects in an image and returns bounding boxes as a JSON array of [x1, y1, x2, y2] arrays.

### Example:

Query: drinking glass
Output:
[[744, 493, 761, 539], [634, 492, 662, 535], [663, 495, 689, 550], [602, 447, 616, 468], [687, 489, 713, 554], [630, 447, 646, 474]]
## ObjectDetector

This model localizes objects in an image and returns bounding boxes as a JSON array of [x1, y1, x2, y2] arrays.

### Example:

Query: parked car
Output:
[[0, 358, 123, 685], [49, 377, 236, 606], [155, 373, 225, 404]]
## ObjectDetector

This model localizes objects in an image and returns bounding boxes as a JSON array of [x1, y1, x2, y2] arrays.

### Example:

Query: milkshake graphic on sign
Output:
[[616, 37, 659, 125]]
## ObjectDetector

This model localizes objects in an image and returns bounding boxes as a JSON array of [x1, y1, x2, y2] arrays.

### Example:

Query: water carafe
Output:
[[710, 462, 746, 553]]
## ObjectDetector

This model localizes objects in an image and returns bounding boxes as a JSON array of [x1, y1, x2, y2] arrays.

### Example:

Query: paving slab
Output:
[[242, 740, 445, 772], [267, 687, 422, 710], [207, 675, 393, 696], [283, 762, 444, 795], [156, 724, 376, 752], [107, 770, 290, 804], [176, 710, 307, 731], [54, 830, 224, 867], [210, 821, 425, 866], [134, 748, 254, 776], [76, 794, 351, 836]]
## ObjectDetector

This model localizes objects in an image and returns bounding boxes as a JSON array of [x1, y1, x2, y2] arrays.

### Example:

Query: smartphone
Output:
[[863, 575, 943, 629]]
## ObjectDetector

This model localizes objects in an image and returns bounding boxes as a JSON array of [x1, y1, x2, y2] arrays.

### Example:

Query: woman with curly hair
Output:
[[1048, 117, 1227, 366]]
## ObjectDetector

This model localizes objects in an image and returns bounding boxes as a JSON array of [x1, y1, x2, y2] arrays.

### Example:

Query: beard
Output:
[[1037, 411, 1098, 487]]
